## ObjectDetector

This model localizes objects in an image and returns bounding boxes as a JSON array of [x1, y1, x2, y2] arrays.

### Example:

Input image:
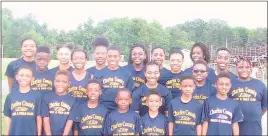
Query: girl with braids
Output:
[[184, 42, 215, 84], [229, 56, 267, 136], [123, 42, 148, 91], [130, 61, 172, 116]]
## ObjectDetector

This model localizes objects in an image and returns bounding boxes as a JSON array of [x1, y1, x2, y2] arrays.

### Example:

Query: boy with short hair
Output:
[[141, 89, 168, 135], [64, 79, 109, 135], [42, 70, 77, 135], [168, 75, 203, 135], [202, 72, 244, 135], [4, 65, 42, 135], [104, 88, 142, 136]]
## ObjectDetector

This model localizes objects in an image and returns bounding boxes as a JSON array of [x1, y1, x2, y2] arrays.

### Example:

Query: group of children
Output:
[[4, 36, 267, 136]]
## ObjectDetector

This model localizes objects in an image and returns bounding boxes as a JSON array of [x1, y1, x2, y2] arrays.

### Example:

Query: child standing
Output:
[[4, 65, 42, 135], [168, 75, 203, 135], [141, 89, 168, 136], [65, 79, 109, 135], [41, 70, 77, 135], [104, 88, 142, 136]]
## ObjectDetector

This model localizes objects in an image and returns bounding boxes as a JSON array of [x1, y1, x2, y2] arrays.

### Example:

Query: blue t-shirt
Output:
[[164, 70, 184, 99], [168, 97, 203, 135], [104, 109, 142, 135], [130, 84, 172, 116], [123, 64, 146, 91], [68, 71, 91, 102], [158, 67, 170, 86], [69, 102, 109, 135], [41, 92, 77, 135], [229, 78, 267, 135], [94, 66, 134, 110], [5, 58, 36, 91], [4, 90, 41, 135], [193, 80, 217, 104], [184, 66, 215, 84], [141, 113, 168, 136], [210, 71, 237, 85], [86, 66, 104, 78], [201, 96, 243, 135], [31, 69, 54, 94]]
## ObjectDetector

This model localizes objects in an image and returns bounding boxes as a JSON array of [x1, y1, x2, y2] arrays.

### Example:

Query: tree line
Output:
[[2, 8, 267, 60]]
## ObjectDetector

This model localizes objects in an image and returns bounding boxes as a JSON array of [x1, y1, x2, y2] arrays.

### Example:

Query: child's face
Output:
[[87, 83, 102, 101], [192, 64, 208, 82], [146, 94, 162, 112], [36, 52, 50, 71], [16, 69, 34, 87], [169, 53, 183, 72], [191, 46, 204, 62], [180, 79, 195, 96], [215, 77, 231, 96], [94, 46, 107, 65], [145, 65, 160, 85], [115, 91, 132, 110], [151, 48, 165, 66], [131, 47, 146, 65], [57, 47, 71, 64], [21, 39, 37, 58], [54, 74, 70, 94], [107, 50, 121, 69], [72, 51, 87, 69], [236, 60, 251, 80]]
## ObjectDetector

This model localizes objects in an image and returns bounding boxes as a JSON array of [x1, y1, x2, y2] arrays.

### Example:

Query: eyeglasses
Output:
[[193, 69, 207, 74]]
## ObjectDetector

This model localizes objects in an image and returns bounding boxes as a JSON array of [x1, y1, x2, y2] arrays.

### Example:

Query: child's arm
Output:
[[201, 121, 208, 135], [5, 116, 11, 135], [43, 117, 52, 135], [168, 122, 174, 135], [196, 124, 202, 136], [36, 115, 42, 135], [73, 129, 79, 136], [7, 77, 13, 92], [232, 122, 239, 136], [62, 120, 74, 136]]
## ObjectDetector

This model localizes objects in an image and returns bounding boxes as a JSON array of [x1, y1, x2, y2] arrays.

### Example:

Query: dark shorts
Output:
[[239, 121, 262, 136]]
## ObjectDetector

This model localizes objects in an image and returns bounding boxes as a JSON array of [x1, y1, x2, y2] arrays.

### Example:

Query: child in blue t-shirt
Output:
[[123, 43, 147, 91], [94, 46, 134, 111], [130, 61, 172, 116], [42, 70, 77, 136], [5, 38, 37, 92], [68, 49, 92, 102], [104, 88, 142, 135], [192, 60, 216, 104], [86, 36, 109, 76], [229, 57, 267, 135], [66, 79, 109, 135], [141, 89, 168, 136], [31, 46, 54, 93], [202, 72, 243, 135], [165, 48, 184, 98], [168, 75, 203, 135], [4, 65, 42, 135]]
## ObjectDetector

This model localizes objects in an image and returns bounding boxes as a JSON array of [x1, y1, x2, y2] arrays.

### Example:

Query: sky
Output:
[[2, 2, 267, 32]]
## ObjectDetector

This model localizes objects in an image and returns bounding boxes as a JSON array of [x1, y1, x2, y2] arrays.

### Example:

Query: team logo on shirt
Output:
[[133, 77, 145, 88], [11, 101, 35, 116], [231, 87, 257, 102], [31, 78, 53, 91], [210, 108, 232, 124], [193, 94, 208, 104], [68, 86, 88, 98], [165, 79, 180, 89], [80, 114, 104, 129], [111, 121, 135, 135], [173, 110, 196, 126], [102, 77, 125, 88], [49, 101, 71, 115], [142, 127, 165, 135]]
